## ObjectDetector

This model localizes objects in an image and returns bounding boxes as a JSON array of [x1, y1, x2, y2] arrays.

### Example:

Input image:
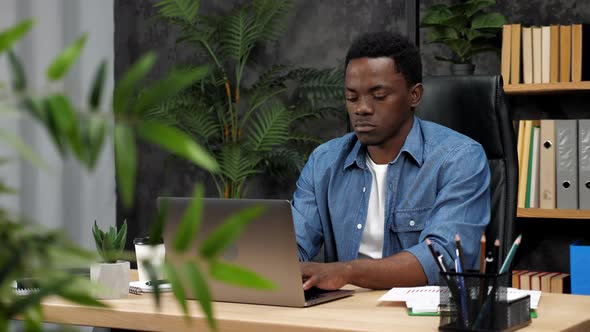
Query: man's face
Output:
[[345, 57, 420, 148]]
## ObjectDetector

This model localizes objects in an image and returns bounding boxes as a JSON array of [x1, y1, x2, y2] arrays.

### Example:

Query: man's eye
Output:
[[373, 95, 387, 100], [346, 97, 358, 102]]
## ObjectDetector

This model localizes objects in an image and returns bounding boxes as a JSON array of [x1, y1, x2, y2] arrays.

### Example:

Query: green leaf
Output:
[[136, 121, 218, 173], [114, 221, 128, 251], [246, 100, 290, 152], [427, 27, 459, 43], [88, 61, 108, 110], [47, 34, 87, 81], [132, 66, 209, 115], [84, 116, 107, 169], [420, 5, 454, 27], [163, 262, 189, 316], [46, 94, 84, 162], [471, 12, 507, 29], [7, 50, 26, 91], [0, 19, 34, 54], [0, 129, 49, 172], [92, 221, 104, 253], [155, 0, 200, 23], [114, 125, 137, 208], [149, 200, 169, 249], [463, 0, 496, 18], [113, 52, 157, 114], [209, 260, 276, 290], [199, 205, 265, 258], [57, 289, 108, 308], [173, 184, 204, 252], [184, 262, 216, 330]]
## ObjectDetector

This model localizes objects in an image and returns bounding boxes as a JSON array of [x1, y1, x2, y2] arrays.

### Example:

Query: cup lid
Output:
[[133, 236, 164, 245]]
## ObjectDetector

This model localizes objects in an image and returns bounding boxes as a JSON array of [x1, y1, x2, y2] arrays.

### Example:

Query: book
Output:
[[539, 120, 556, 209], [532, 27, 542, 84], [522, 27, 533, 84], [511, 24, 522, 84], [512, 270, 527, 289], [571, 24, 590, 82], [541, 26, 551, 83], [529, 125, 540, 208], [519, 271, 539, 290], [541, 272, 560, 293], [578, 120, 590, 209], [501, 24, 512, 84], [550, 24, 560, 83], [556, 120, 579, 209], [378, 286, 541, 311], [550, 273, 571, 293], [518, 120, 532, 208], [517, 121, 525, 173], [560, 25, 572, 82], [531, 272, 550, 291]]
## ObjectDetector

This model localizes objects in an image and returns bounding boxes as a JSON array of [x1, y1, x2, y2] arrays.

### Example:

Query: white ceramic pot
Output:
[[90, 260, 130, 299]]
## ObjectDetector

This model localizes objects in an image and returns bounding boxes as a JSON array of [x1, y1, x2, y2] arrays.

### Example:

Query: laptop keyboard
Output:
[[304, 287, 332, 301]]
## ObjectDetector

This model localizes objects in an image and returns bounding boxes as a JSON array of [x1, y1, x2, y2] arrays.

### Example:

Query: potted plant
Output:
[[90, 221, 129, 299], [421, 0, 507, 75], [150, 0, 343, 198]]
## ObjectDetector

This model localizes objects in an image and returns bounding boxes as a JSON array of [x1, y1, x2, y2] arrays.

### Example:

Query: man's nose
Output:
[[355, 97, 373, 115]]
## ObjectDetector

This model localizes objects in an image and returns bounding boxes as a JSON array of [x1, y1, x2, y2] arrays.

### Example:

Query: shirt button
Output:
[[409, 220, 415, 226], [362, 187, 366, 193], [357, 224, 362, 229]]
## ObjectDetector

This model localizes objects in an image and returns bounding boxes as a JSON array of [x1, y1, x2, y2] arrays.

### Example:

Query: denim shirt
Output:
[[292, 116, 490, 285]]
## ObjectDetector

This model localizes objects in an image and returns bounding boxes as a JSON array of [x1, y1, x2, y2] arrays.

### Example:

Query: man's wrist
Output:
[[343, 261, 354, 285]]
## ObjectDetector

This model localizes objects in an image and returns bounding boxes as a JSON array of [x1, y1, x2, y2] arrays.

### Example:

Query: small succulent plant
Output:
[[92, 220, 127, 263]]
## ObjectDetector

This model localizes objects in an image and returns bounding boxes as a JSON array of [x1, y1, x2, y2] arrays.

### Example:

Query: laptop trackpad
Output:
[[304, 287, 354, 306]]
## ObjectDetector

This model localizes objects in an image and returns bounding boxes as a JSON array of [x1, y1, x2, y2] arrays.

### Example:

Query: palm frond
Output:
[[252, 0, 294, 42], [217, 145, 260, 183], [155, 0, 200, 24], [260, 147, 306, 179], [220, 8, 259, 62], [177, 105, 221, 142], [245, 100, 291, 153], [291, 68, 344, 107]]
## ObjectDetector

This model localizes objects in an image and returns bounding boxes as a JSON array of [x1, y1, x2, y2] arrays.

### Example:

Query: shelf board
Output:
[[504, 81, 590, 94], [517, 208, 590, 219]]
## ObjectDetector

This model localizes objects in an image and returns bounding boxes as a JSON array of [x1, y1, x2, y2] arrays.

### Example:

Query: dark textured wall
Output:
[[115, 0, 590, 274]]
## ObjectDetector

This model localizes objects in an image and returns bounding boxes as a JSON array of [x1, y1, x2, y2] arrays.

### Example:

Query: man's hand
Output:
[[300, 261, 353, 291]]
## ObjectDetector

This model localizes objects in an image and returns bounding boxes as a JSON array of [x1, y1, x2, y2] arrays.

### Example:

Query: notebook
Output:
[[158, 197, 354, 307], [379, 286, 541, 313]]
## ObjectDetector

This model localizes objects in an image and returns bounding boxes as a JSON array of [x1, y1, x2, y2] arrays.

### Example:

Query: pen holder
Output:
[[438, 272, 531, 332]]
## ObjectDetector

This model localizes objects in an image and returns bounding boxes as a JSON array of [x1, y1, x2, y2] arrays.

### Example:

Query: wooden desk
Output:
[[39, 288, 590, 332]]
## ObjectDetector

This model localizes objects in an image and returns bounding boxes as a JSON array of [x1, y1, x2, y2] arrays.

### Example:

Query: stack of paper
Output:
[[378, 286, 541, 314]]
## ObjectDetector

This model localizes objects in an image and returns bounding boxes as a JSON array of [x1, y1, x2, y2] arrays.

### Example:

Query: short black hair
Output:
[[345, 31, 422, 86]]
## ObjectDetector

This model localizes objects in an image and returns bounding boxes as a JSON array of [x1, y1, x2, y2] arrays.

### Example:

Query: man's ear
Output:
[[409, 83, 423, 108]]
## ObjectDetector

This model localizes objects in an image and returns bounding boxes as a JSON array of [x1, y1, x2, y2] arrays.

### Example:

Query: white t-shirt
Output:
[[358, 156, 388, 259]]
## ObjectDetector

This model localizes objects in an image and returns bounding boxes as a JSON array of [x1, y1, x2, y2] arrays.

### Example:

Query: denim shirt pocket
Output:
[[389, 208, 431, 249]]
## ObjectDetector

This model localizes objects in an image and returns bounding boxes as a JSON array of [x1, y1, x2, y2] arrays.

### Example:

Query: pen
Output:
[[492, 239, 500, 273], [145, 279, 169, 286], [455, 233, 465, 273], [499, 234, 522, 274], [455, 252, 469, 327], [426, 239, 446, 273], [479, 233, 486, 274]]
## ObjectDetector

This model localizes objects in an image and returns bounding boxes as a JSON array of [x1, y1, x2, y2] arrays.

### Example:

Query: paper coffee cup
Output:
[[134, 237, 165, 282]]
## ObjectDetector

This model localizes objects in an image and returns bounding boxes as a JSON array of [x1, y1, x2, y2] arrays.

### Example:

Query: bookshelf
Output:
[[505, 81, 590, 94], [517, 208, 590, 219]]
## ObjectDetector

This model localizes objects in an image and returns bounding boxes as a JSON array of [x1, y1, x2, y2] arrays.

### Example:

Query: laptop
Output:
[[158, 197, 354, 307]]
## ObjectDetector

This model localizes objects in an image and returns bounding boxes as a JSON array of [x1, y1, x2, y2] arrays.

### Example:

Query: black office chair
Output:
[[415, 75, 518, 267]]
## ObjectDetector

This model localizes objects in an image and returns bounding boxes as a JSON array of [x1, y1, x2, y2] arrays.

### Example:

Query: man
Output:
[[292, 31, 490, 290]]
